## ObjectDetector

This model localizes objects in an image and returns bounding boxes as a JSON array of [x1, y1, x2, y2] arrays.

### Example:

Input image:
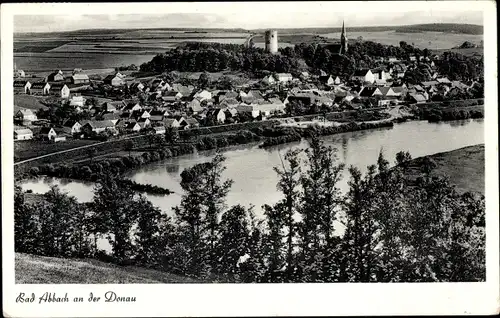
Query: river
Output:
[[21, 119, 484, 219]]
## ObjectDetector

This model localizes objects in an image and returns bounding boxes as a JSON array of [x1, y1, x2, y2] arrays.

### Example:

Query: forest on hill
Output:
[[139, 41, 484, 83]]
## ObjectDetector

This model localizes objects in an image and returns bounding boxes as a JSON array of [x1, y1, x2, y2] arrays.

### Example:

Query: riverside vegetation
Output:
[[15, 136, 485, 283], [21, 120, 393, 187]]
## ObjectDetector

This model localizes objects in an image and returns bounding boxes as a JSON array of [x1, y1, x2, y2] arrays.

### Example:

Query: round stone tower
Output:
[[265, 30, 278, 54]]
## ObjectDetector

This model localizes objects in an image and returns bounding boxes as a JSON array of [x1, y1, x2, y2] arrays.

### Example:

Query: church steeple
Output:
[[340, 20, 348, 55]]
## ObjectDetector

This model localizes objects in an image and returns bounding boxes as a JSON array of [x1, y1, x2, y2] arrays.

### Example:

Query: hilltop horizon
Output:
[[13, 4, 483, 33], [14, 22, 483, 35]]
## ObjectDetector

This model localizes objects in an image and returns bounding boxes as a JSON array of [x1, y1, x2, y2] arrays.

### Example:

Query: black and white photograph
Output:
[[2, 1, 499, 316]]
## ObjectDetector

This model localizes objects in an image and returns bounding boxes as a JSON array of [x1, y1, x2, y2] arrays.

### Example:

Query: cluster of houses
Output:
[[13, 60, 481, 142], [14, 69, 91, 98]]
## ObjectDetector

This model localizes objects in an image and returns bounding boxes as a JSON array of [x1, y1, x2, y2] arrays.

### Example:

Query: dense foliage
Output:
[[418, 108, 484, 122], [140, 40, 483, 85], [29, 144, 195, 184], [15, 137, 485, 282], [435, 52, 484, 81], [140, 44, 303, 74]]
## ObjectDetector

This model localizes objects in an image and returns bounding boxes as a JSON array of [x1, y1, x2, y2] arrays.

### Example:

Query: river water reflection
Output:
[[22, 119, 485, 220]]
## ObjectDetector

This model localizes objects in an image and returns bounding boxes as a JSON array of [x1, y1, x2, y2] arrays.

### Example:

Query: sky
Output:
[[12, 2, 484, 33]]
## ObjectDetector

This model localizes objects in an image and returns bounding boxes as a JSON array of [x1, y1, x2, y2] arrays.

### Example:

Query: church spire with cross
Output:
[[340, 20, 348, 55]]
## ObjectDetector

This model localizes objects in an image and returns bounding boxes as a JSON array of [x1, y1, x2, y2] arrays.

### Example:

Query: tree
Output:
[[124, 139, 135, 156], [165, 127, 180, 144], [42, 186, 83, 257], [216, 205, 252, 277], [217, 75, 234, 90], [198, 72, 211, 89], [297, 136, 344, 282], [134, 195, 165, 265], [154, 134, 166, 148], [174, 153, 233, 276], [272, 149, 302, 281], [341, 164, 378, 282], [86, 147, 97, 163], [14, 185, 39, 254], [86, 97, 99, 109], [201, 154, 234, 268], [286, 99, 307, 116], [147, 134, 156, 149], [92, 174, 139, 263]]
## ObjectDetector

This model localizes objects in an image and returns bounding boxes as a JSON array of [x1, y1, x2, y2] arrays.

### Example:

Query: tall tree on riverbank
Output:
[[202, 154, 234, 269], [174, 153, 233, 276], [92, 174, 139, 263], [14, 185, 39, 254], [271, 149, 302, 281], [297, 137, 344, 282], [134, 195, 166, 266], [216, 204, 253, 278]]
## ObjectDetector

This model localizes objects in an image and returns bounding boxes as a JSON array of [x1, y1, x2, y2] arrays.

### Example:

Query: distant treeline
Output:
[[393, 23, 483, 35], [252, 23, 483, 35]]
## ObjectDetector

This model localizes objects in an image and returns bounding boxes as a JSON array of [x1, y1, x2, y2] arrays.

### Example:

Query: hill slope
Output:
[[406, 144, 484, 195], [15, 253, 199, 284]]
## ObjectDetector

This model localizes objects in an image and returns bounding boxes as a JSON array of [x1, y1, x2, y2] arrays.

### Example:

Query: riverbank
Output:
[[405, 144, 484, 195], [260, 121, 394, 148], [15, 118, 394, 182], [411, 101, 484, 122], [13, 109, 390, 170]]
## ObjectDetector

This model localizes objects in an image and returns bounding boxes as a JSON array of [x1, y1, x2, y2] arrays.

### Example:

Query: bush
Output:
[[28, 167, 40, 176], [216, 137, 229, 148], [197, 136, 218, 151]]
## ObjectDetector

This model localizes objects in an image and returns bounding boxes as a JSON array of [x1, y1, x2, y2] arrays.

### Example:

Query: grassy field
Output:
[[322, 31, 482, 49], [14, 53, 157, 73], [14, 139, 99, 162], [15, 253, 199, 284], [406, 144, 484, 195], [14, 95, 49, 111]]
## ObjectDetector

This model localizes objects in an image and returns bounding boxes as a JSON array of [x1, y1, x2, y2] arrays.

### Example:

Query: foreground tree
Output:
[[14, 185, 39, 254], [271, 149, 302, 281], [297, 136, 344, 282], [216, 204, 253, 278], [134, 195, 167, 266], [174, 153, 233, 277], [92, 174, 139, 263]]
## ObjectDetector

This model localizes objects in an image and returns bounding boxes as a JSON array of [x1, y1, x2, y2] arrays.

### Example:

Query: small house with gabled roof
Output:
[[30, 82, 51, 95], [81, 120, 115, 135], [47, 70, 64, 82], [14, 108, 37, 122], [351, 69, 375, 83], [14, 80, 31, 94], [125, 122, 141, 132], [62, 120, 82, 135], [71, 73, 90, 84], [50, 83, 70, 98], [38, 127, 57, 140], [14, 128, 33, 141], [104, 73, 125, 86]]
